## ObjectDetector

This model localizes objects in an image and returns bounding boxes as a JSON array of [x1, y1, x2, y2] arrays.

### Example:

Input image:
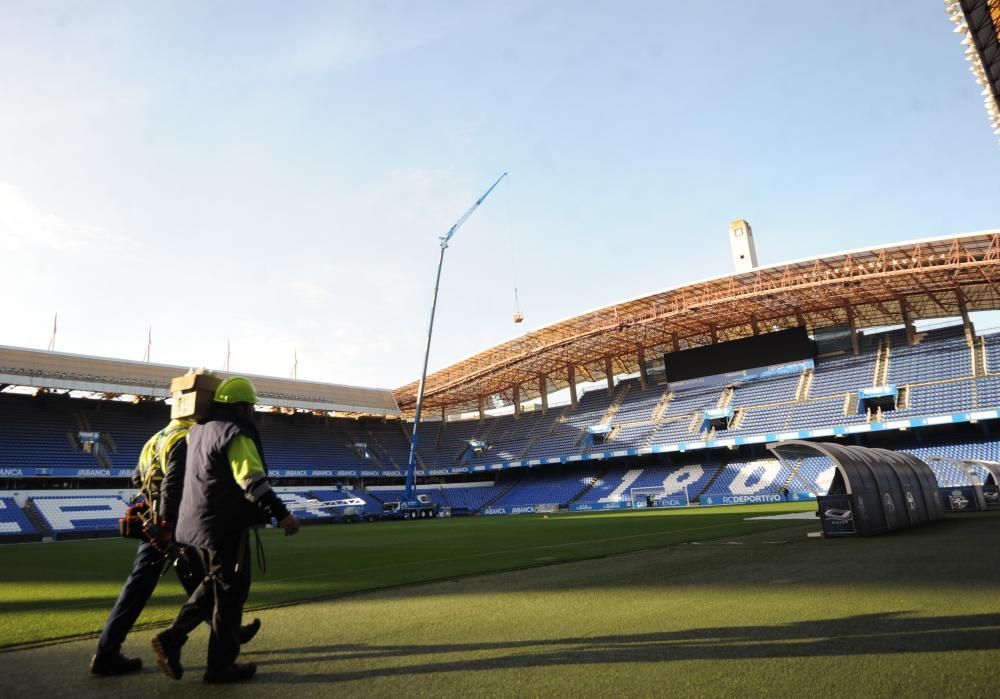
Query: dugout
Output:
[[923, 456, 1000, 511], [768, 441, 943, 537], [972, 460, 1000, 509]]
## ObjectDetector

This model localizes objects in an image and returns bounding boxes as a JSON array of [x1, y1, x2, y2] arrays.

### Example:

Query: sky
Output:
[[0, 1, 997, 391]]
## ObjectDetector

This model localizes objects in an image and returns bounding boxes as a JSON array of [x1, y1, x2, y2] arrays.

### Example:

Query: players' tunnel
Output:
[[969, 460, 1000, 510], [922, 456, 1000, 512], [768, 440, 944, 537]]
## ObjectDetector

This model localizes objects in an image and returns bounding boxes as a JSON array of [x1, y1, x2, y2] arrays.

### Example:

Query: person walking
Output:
[[152, 376, 299, 684], [90, 416, 261, 677]]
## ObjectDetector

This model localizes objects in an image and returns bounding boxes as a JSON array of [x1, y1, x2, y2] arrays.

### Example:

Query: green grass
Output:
[[2, 505, 1000, 697], [0, 503, 814, 648]]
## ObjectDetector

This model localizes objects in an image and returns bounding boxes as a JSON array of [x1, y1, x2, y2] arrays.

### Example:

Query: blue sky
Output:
[[0, 1, 996, 389]]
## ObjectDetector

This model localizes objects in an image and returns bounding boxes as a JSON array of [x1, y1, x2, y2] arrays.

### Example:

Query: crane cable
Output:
[[506, 175, 524, 324]]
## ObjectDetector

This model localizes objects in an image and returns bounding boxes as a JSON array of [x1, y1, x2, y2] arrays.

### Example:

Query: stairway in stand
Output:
[[567, 466, 612, 505]]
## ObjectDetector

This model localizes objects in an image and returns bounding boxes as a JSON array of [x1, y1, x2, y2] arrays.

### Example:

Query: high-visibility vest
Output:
[[137, 419, 192, 517]]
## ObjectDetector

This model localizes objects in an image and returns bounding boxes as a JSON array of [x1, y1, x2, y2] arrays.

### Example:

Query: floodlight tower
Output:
[[403, 173, 508, 503]]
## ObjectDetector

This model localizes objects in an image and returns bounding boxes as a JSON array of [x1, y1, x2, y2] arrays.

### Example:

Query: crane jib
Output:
[[405, 172, 508, 500]]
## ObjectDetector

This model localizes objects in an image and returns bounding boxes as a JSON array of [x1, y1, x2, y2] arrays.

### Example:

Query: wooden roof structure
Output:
[[394, 230, 1000, 416], [0, 346, 400, 416]]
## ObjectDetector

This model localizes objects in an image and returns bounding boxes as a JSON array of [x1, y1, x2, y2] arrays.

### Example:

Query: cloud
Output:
[[288, 278, 333, 306], [279, 8, 464, 75], [0, 182, 127, 253], [277, 3, 534, 77]]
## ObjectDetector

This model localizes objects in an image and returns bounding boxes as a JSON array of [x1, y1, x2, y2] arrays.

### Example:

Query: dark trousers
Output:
[[171, 532, 251, 670], [96, 540, 203, 658]]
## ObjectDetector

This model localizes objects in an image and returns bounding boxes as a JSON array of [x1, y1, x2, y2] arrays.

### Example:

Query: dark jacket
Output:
[[159, 439, 187, 524], [175, 420, 287, 549]]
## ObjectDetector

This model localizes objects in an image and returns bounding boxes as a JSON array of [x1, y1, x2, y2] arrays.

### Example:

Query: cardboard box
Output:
[[170, 370, 222, 394], [170, 389, 215, 420]]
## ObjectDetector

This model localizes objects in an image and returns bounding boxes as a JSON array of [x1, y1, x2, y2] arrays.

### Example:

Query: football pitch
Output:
[[1, 504, 999, 697]]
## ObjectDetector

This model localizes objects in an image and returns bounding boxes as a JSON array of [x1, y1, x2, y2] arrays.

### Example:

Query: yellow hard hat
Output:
[[214, 376, 258, 405]]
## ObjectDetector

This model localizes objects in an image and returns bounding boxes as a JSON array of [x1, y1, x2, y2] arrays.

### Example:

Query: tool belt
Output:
[[119, 501, 150, 540]]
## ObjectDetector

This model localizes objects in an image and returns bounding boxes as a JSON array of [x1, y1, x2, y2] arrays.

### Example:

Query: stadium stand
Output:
[[569, 462, 720, 504], [700, 459, 792, 497], [571, 466, 634, 504], [886, 325, 970, 385], [366, 483, 502, 512], [920, 459, 971, 488], [611, 380, 668, 423], [907, 440, 1000, 463], [784, 456, 837, 495], [30, 495, 127, 539], [430, 424, 480, 468], [7, 321, 1000, 523], [0, 394, 107, 469], [634, 463, 717, 499], [438, 484, 506, 510], [0, 497, 38, 539], [466, 410, 548, 465], [81, 403, 163, 469], [489, 466, 601, 508], [361, 420, 415, 469], [263, 415, 368, 471], [730, 373, 800, 408]]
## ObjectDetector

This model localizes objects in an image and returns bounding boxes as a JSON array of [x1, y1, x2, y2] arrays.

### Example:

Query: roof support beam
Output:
[[615, 356, 631, 376], [605, 356, 614, 396], [899, 297, 915, 346], [539, 375, 548, 415], [512, 384, 521, 418], [956, 287, 972, 335], [637, 347, 648, 390], [567, 365, 578, 408], [478, 396, 485, 423], [845, 305, 860, 355]]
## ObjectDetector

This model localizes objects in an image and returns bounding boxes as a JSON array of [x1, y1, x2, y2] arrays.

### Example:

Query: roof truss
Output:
[[394, 231, 1000, 416]]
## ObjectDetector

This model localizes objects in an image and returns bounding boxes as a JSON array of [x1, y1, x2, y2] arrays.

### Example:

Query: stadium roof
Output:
[[949, 0, 1000, 141], [394, 230, 1000, 416], [0, 346, 400, 416]]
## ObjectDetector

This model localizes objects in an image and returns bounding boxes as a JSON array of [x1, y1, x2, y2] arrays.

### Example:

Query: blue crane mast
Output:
[[402, 172, 508, 506]]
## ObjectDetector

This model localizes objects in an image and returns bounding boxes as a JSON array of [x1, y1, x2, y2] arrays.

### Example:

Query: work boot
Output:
[[239, 618, 262, 644], [89, 653, 142, 676], [203, 662, 257, 684], [151, 628, 185, 680]]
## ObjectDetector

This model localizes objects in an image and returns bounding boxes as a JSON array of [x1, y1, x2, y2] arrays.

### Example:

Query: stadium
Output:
[[6, 228, 1000, 520], [2, 1, 1000, 696]]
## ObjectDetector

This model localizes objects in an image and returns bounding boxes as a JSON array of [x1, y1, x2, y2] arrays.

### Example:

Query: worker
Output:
[[153, 376, 300, 684], [90, 417, 261, 677]]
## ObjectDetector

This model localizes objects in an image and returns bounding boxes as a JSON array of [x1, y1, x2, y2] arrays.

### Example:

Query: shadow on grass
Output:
[[245, 611, 1000, 683]]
